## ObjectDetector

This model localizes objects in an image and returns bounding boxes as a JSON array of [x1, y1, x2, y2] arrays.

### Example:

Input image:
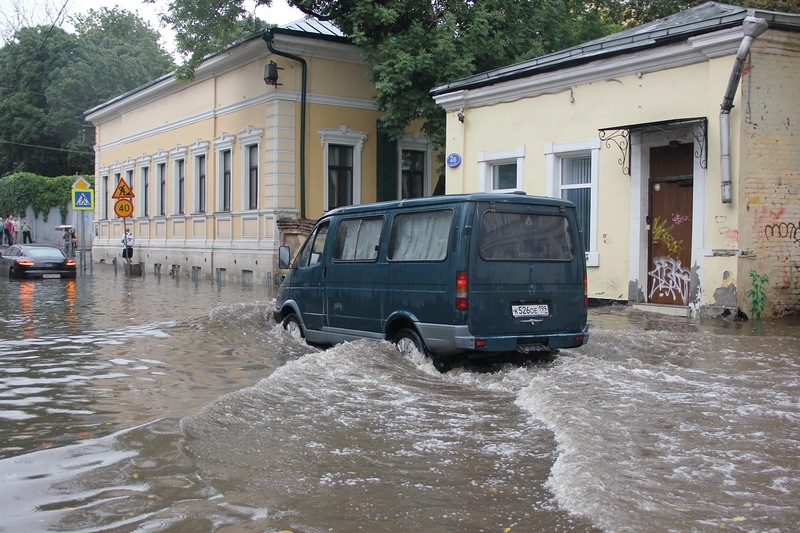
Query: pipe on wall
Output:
[[719, 16, 768, 204], [263, 30, 308, 219]]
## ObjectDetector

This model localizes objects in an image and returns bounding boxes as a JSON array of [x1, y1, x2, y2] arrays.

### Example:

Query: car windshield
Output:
[[28, 248, 65, 260]]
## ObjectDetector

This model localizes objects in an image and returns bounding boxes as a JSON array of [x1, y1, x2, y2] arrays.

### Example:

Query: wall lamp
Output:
[[264, 61, 282, 86], [457, 112, 465, 123]]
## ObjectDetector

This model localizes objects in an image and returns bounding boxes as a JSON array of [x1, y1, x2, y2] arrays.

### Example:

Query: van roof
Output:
[[322, 193, 574, 219]]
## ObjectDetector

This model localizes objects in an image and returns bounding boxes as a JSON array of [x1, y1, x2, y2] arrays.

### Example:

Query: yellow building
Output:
[[86, 20, 436, 285], [432, 3, 800, 318]]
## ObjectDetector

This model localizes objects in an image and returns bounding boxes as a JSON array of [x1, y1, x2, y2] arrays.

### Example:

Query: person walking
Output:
[[21, 218, 33, 243], [4, 215, 14, 246], [62, 226, 72, 257], [121, 228, 134, 264]]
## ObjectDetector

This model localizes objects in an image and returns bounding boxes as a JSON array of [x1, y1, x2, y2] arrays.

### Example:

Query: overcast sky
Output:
[[0, 0, 305, 52]]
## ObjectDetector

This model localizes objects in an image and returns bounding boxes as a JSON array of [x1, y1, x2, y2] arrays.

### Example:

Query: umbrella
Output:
[[55, 225, 74, 231]]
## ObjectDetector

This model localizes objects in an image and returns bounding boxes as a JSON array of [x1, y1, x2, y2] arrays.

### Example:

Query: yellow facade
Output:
[[434, 7, 800, 317], [87, 26, 434, 287]]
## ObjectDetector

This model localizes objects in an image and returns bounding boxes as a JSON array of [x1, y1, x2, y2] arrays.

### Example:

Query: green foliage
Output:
[[0, 173, 91, 223], [0, 7, 174, 177], [747, 269, 769, 319]]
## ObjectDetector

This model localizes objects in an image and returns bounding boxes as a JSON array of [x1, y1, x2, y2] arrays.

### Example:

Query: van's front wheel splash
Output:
[[282, 313, 305, 340], [392, 328, 451, 373]]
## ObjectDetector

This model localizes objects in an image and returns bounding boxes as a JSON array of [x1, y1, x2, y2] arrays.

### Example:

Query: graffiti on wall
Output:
[[649, 257, 691, 305], [764, 220, 800, 245], [747, 270, 769, 319], [651, 217, 683, 257]]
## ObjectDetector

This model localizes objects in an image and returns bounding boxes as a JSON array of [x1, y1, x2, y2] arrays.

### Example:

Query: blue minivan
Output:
[[273, 193, 588, 370]]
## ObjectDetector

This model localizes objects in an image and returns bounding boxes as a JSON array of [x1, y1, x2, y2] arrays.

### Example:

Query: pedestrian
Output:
[[21, 218, 33, 243], [62, 226, 72, 257], [13, 216, 20, 244], [121, 228, 134, 263], [4, 215, 13, 246], [69, 228, 77, 257]]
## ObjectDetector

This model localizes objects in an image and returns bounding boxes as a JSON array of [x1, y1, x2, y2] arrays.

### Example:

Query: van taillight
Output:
[[455, 271, 468, 311], [584, 272, 588, 307]]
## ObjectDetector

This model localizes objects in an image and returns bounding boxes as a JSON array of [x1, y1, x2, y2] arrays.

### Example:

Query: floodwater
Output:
[[0, 265, 798, 532]]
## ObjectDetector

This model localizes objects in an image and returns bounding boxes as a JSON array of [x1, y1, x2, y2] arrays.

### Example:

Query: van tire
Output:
[[392, 328, 426, 357], [282, 313, 305, 340]]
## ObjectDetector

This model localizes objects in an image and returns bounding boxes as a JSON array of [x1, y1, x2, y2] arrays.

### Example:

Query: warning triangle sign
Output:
[[112, 177, 135, 199]]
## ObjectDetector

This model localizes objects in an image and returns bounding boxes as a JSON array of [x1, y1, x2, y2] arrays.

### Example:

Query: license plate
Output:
[[42, 273, 61, 279], [512, 304, 549, 318]]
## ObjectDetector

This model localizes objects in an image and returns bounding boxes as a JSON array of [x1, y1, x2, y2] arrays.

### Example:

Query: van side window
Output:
[[479, 212, 574, 260], [332, 217, 383, 261], [295, 221, 329, 267], [387, 209, 453, 262]]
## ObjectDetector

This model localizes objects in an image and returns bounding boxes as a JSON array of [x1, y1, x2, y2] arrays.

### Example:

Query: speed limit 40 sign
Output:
[[114, 198, 134, 218]]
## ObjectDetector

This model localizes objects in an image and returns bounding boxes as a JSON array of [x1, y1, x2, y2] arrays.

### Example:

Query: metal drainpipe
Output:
[[719, 16, 768, 204], [263, 29, 307, 219]]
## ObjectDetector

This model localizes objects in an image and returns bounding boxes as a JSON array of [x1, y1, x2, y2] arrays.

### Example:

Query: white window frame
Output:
[[170, 144, 187, 215], [152, 149, 168, 217], [545, 137, 600, 267], [239, 126, 263, 211], [477, 146, 525, 192], [190, 139, 210, 214], [397, 132, 432, 199], [319, 125, 368, 211], [137, 154, 151, 217], [214, 133, 236, 212]]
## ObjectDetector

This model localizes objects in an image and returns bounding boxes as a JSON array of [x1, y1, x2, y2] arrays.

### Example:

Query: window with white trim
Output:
[[239, 126, 263, 211], [214, 133, 235, 212], [153, 150, 168, 217], [397, 132, 432, 199], [319, 126, 367, 211], [137, 155, 151, 217], [170, 145, 187, 215], [477, 146, 525, 192], [190, 140, 209, 214], [545, 138, 600, 267]]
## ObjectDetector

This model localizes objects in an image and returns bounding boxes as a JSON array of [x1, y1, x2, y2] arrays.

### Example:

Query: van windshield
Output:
[[479, 211, 574, 261]]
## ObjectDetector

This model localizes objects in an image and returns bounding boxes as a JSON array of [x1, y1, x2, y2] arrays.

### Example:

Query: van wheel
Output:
[[392, 328, 426, 357], [282, 313, 305, 340]]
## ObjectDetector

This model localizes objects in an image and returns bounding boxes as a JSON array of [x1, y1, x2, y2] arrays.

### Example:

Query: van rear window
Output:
[[332, 217, 384, 261], [479, 212, 574, 260], [387, 209, 453, 262]]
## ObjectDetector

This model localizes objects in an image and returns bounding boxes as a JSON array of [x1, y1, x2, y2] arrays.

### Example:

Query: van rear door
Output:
[[468, 200, 586, 346]]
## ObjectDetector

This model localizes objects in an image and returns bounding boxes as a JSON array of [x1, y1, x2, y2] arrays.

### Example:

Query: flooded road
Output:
[[1, 266, 798, 532]]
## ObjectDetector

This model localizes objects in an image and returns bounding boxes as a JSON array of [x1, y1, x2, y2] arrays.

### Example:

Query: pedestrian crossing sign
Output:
[[72, 189, 94, 211]]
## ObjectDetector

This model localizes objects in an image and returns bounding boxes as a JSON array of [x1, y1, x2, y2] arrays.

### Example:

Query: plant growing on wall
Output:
[[0, 173, 91, 223], [747, 269, 769, 319]]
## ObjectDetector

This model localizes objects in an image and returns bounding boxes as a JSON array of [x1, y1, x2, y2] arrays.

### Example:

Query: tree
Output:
[[157, 0, 800, 160], [0, 7, 174, 177]]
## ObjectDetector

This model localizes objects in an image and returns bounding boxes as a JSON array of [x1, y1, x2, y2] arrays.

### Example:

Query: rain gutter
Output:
[[263, 29, 307, 219], [719, 15, 768, 204]]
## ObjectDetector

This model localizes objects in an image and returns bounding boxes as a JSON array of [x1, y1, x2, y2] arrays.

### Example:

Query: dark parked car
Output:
[[1, 244, 76, 279]]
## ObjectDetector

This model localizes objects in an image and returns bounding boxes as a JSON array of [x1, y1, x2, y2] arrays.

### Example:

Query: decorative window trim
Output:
[[319, 125, 368, 211], [170, 144, 187, 215], [545, 137, 600, 267], [190, 139, 210, 214], [477, 146, 525, 192], [152, 149, 168, 217], [214, 133, 235, 212], [137, 154, 151, 218], [239, 126, 263, 211], [397, 132, 432, 198]]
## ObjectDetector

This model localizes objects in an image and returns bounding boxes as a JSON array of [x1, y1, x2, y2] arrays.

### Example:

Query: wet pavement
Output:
[[1, 265, 798, 532]]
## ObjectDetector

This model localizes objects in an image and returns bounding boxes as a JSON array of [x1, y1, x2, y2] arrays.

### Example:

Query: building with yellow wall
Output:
[[432, 3, 800, 318], [86, 20, 436, 286]]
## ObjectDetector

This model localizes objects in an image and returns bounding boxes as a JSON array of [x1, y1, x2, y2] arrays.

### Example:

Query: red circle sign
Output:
[[114, 198, 134, 218]]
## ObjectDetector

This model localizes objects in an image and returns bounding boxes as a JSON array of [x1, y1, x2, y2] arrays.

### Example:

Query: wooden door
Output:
[[648, 144, 694, 305]]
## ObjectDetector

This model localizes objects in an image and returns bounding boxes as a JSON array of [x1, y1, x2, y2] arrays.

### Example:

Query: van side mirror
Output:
[[278, 245, 291, 269]]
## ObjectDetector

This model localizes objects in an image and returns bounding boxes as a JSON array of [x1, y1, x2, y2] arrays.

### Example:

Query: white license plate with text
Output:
[[512, 304, 549, 318], [42, 274, 61, 279]]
